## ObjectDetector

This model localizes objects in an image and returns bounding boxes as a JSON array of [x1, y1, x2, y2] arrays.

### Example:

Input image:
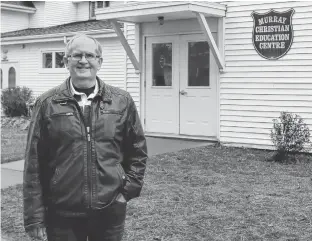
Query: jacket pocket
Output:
[[116, 163, 127, 188], [50, 112, 74, 117], [47, 112, 76, 138]]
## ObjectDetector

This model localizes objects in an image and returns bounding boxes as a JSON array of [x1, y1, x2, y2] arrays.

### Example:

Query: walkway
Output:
[[1, 137, 212, 189]]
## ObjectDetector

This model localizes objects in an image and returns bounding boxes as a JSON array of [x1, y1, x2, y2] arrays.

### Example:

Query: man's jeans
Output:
[[46, 201, 127, 241]]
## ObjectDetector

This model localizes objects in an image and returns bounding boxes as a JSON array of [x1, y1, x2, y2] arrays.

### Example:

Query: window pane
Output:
[[43, 53, 52, 68], [9, 67, 16, 88], [97, 1, 103, 8], [104, 1, 110, 7], [188, 42, 210, 86], [152, 43, 172, 86], [55, 52, 65, 68]]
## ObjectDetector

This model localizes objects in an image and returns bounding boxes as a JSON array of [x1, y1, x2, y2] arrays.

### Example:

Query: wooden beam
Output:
[[196, 12, 225, 71], [110, 19, 141, 73]]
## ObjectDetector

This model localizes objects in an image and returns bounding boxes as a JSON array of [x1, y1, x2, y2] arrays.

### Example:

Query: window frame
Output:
[[89, 1, 96, 19], [40, 49, 67, 73]]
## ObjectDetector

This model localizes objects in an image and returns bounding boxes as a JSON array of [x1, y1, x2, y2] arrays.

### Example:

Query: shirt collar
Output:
[[70, 78, 99, 98]]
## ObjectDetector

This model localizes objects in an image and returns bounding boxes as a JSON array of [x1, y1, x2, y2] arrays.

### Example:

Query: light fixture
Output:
[[2, 49, 8, 61], [158, 16, 164, 25]]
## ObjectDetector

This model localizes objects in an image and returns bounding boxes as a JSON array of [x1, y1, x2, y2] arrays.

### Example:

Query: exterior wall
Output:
[[97, 37, 126, 90], [110, 1, 126, 7], [1, 10, 29, 32], [220, 1, 312, 149], [29, 1, 45, 28], [76, 1, 90, 22], [124, 23, 140, 112], [2, 37, 125, 97], [44, 1, 77, 27]]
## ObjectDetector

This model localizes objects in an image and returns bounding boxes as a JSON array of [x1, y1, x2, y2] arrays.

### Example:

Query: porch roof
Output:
[[1, 20, 121, 39], [1, 20, 123, 45], [96, 2, 226, 73], [95, 1, 226, 23]]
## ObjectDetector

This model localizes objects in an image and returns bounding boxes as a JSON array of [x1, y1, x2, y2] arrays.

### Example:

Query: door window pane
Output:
[[9, 67, 16, 88], [55, 52, 65, 68], [152, 43, 172, 86], [43, 53, 52, 68], [188, 42, 210, 86]]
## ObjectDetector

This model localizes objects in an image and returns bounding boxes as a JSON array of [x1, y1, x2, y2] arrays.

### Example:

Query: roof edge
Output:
[[1, 29, 118, 46], [1, 3, 36, 13]]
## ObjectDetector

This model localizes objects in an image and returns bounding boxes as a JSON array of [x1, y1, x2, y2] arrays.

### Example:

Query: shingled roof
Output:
[[1, 20, 122, 39], [2, 1, 36, 8]]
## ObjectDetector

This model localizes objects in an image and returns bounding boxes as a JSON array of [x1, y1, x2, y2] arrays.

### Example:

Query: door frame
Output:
[[142, 32, 220, 140]]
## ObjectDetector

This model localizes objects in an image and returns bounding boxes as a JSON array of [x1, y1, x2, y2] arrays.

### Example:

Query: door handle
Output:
[[180, 90, 187, 95]]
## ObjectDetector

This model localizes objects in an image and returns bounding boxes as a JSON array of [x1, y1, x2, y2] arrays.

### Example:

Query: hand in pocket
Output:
[[115, 193, 127, 204]]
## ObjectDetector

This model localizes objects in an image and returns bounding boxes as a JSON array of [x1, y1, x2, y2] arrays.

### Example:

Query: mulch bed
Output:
[[2, 145, 312, 241], [1, 117, 30, 164]]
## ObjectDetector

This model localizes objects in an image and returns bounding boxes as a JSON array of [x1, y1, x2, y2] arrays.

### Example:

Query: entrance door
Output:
[[179, 34, 218, 137], [145, 34, 217, 137], [145, 36, 180, 134]]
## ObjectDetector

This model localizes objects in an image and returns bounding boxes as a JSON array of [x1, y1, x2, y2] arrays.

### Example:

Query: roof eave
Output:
[[1, 3, 36, 14], [96, 2, 226, 23]]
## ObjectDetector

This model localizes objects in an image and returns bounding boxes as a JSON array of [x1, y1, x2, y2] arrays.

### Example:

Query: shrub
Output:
[[270, 111, 311, 161], [1, 86, 34, 117]]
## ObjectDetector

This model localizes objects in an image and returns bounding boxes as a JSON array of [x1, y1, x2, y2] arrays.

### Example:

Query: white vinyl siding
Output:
[[43, 1, 77, 27], [108, 1, 125, 7], [220, 1, 312, 150], [124, 23, 140, 113], [3, 38, 125, 98], [1, 10, 29, 32], [97, 37, 126, 90], [76, 1, 90, 22], [29, 1, 45, 28]]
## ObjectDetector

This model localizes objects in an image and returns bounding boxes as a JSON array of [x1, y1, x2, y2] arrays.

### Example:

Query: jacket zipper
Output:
[[86, 125, 92, 209], [68, 99, 92, 210]]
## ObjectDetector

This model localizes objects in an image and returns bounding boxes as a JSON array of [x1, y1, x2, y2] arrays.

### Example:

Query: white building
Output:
[[1, 1, 312, 150]]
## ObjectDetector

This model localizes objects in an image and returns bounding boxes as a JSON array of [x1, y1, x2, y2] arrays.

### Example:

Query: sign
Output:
[[251, 9, 295, 60]]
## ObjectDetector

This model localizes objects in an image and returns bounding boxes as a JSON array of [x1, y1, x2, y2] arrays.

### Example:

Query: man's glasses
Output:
[[68, 53, 100, 61]]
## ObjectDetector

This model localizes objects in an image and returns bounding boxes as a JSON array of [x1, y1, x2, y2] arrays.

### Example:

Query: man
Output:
[[23, 33, 148, 241]]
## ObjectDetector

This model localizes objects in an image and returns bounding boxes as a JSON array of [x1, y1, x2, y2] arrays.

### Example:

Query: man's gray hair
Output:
[[65, 33, 103, 57]]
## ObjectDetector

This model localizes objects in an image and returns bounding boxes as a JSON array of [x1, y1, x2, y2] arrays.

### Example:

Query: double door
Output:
[[145, 34, 218, 137]]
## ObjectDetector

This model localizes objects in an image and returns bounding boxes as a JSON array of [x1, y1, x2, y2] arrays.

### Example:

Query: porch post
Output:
[[195, 12, 225, 71], [110, 19, 141, 73]]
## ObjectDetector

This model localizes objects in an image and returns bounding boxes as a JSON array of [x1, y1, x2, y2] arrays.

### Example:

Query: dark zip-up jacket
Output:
[[23, 77, 148, 231]]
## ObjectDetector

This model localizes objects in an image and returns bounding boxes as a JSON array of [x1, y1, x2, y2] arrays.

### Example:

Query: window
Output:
[[97, 1, 103, 8], [9, 67, 16, 88], [89, 2, 95, 19], [188, 42, 210, 86], [0, 69, 2, 89], [42, 51, 65, 69], [90, 1, 110, 19], [152, 43, 172, 86], [97, 1, 109, 8]]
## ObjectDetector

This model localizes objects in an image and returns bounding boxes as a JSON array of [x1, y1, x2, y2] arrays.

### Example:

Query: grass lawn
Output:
[[2, 145, 312, 241], [1, 127, 28, 164]]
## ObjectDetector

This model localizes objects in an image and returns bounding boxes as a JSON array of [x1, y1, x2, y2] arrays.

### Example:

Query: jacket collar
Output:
[[53, 76, 112, 103]]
